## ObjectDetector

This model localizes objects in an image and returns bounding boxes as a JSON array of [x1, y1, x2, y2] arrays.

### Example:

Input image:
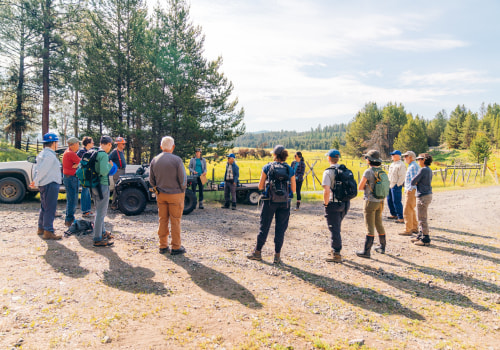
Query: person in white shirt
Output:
[[387, 150, 406, 223]]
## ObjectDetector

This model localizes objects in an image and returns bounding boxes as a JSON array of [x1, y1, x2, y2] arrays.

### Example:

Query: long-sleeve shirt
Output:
[[388, 160, 406, 188], [188, 157, 207, 175], [33, 148, 62, 187], [109, 149, 127, 169], [95, 150, 113, 186], [411, 166, 433, 197], [62, 149, 81, 176], [405, 161, 420, 191], [149, 152, 187, 194]]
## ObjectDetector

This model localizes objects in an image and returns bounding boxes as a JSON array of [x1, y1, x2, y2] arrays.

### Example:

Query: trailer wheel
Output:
[[246, 190, 261, 205], [183, 189, 197, 215], [118, 187, 147, 216]]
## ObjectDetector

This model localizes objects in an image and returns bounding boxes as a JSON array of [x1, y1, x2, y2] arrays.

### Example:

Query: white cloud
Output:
[[399, 69, 498, 86]]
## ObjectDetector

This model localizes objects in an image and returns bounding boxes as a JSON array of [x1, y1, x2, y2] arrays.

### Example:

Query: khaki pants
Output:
[[363, 200, 386, 236], [403, 189, 418, 233], [157, 192, 185, 250], [417, 194, 432, 235]]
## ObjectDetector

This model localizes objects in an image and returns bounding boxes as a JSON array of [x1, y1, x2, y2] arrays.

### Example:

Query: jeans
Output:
[[192, 176, 204, 202], [38, 182, 60, 232], [387, 185, 403, 219], [296, 180, 303, 201], [417, 194, 432, 235], [157, 192, 185, 250], [63, 175, 79, 222], [91, 184, 109, 242], [80, 187, 91, 213], [363, 200, 386, 236], [256, 200, 290, 254], [224, 181, 237, 205], [324, 201, 350, 252]]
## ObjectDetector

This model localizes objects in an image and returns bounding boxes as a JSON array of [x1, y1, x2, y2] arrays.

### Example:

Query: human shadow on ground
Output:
[[431, 236, 500, 255], [41, 238, 89, 278], [165, 254, 262, 309], [262, 261, 424, 320], [388, 255, 500, 295], [425, 242, 500, 265], [430, 226, 493, 239], [75, 235, 169, 295], [344, 260, 488, 312]]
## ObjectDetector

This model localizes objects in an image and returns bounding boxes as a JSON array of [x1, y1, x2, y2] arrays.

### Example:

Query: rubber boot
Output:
[[356, 236, 374, 258], [375, 234, 386, 254]]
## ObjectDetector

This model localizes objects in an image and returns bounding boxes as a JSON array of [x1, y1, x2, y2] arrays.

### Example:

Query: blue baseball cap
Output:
[[325, 149, 340, 158], [390, 150, 402, 156], [227, 153, 236, 158], [42, 132, 59, 143]]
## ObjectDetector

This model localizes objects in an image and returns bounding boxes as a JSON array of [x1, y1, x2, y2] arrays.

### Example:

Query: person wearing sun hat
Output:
[[188, 147, 207, 209], [411, 153, 433, 246], [222, 153, 239, 210], [400, 151, 419, 236], [109, 136, 127, 210], [62, 137, 82, 227], [387, 150, 406, 223], [33, 132, 62, 240]]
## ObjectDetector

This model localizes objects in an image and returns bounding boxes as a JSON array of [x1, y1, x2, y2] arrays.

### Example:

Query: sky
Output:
[[155, 0, 500, 132]]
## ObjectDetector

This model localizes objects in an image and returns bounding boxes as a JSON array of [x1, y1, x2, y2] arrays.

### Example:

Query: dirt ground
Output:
[[0, 186, 499, 349]]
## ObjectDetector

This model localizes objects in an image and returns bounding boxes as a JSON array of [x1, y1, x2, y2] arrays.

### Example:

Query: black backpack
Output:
[[267, 162, 290, 203], [327, 164, 358, 202], [76, 149, 103, 188], [64, 219, 94, 237]]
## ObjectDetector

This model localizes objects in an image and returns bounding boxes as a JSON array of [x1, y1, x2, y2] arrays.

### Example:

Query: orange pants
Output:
[[157, 192, 184, 250]]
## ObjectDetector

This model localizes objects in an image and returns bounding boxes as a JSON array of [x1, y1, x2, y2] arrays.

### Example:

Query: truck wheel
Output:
[[246, 190, 261, 205], [0, 177, 26, 204], [183, 189, 197, 215], [117, 187, 147, 216]]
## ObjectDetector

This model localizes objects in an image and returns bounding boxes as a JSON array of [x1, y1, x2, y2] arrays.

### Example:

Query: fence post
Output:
[[25, 137, 29, 152], [482, 157, 488, 178]]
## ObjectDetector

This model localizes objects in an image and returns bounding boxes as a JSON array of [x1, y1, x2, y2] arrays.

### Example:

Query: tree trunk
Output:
[[42, 0, 52, 136], [14, 29, 26, 150], [74, 89, 79, 137]]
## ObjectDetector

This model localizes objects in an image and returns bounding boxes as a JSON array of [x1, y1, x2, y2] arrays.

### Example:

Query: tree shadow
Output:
[[431, 236, 500, 255], [388, 255, 500, 295], [344, 260, 488, 312], [166, 254, 262, 309], [262, 261, 424, 320], [42, 238, 89, 278], [75, 236, 169, 295], [430, 226, 493, 239]]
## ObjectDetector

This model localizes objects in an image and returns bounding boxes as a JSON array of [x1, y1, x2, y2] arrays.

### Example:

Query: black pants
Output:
[[191, 176, 204, 202], [256, 200, 290, 254], [296, 180, 303, 201], [324, 201, 350, 253]]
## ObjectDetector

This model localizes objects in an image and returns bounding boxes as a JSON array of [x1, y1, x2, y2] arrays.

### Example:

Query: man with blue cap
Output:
[[222, 153, 239, 210], [387, 150, 406, 223], [33, 132, 62, 240]]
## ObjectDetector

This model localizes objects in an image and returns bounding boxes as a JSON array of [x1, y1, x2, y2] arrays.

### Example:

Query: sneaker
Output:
[[411, 233, 423, 243], [395, 219, 405, 223], [387, 215, 397, 220], [82, 211, 95, 218], [159, 247, 170, 254], [199, 204, 204, 209], [414, 235, 431, 246], [103, 231, 114, 240], [247, 251, 262, 261], [273, 255, 282, 265], [93, 239, 114, 247], [398, 231, 413, 236], [171, 246, 186, 255], [325, 250, 342, 263]]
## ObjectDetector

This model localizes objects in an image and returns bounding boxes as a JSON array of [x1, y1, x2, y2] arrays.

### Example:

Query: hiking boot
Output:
[[374, 235, 386, 254], [65, 220, 74, 227], [398, 231, 413, 236], [221, 202, 230, 209], [82, 211, 95, 218], [159, 247, 170, 254], [43, 230, 62, 240], [414, 235, 431, 246], [410, 232, 423, 243], [37, 227, 44, 235], [273, 254, 282, 266], [103, 231, 114, 240], [356, 236, 374, 258], [231, 203, 236, 210], [171, 246, 186, 255], [93, 239, 114, 247], [325, 250, 342, 263], [247, 250, 262, 261], [199, 201, 204, 209], [395, 219, 404, 224], [387, 215, 397, 220]]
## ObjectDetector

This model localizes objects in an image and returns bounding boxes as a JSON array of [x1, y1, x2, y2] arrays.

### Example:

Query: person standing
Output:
[[399, 151, 419, 236], [76, 136, 95, 218], [33, 133, 62, 240], [188, 148, 207, 209], [290, 151, 305, 211], [247, 145, 295, 265], [356, 150, 387, 258], [62, 137, 81, 227], [321, 149, 350, 263], [92, 135, 115, 247], [150, 136, 187, 255], [222, 153, 239, 210], [411, 153, 433, 246], [387, 150, 406, 223], [109, 136, 127, 210]]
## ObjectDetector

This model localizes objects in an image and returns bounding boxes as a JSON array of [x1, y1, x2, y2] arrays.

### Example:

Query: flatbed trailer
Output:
[[204, 179, 261, 205]]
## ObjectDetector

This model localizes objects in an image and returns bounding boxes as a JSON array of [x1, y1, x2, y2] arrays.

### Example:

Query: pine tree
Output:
[[468, 133, 491, 163], [444, 105, 467, 149], [460, 111, 478, 149], [345, 102, 382, 157], [393, 114, 428, 155]]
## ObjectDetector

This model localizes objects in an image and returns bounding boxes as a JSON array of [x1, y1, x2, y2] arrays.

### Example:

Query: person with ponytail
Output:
[[290, 151, 305, 210]]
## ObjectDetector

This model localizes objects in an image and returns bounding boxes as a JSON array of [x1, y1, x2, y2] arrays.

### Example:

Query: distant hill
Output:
[[234, 124, 347, 150]]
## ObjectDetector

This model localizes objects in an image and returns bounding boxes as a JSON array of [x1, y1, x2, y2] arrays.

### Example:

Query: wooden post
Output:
[[357, 171, 360, 183], [483, 157, 488, 178], [452, 168, 456, 185], [440, 169, 446, 186], [473, 169, 479, 183], [466, 169, 471, 183]]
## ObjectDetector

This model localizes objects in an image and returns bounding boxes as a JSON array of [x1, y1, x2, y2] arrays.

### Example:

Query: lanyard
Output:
[[118, 152, 122, 168]]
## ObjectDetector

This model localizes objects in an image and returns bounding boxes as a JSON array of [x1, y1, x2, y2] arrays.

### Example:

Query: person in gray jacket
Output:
[[188, 148, 207, 209]]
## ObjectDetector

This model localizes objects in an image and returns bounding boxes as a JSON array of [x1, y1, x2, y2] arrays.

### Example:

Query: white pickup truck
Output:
[[0, 150, 139, 204]]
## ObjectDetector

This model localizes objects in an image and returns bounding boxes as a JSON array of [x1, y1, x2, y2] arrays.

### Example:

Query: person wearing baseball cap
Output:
[[188, 148, 207, 209], [62, 137, 81, 227], [33, 133, 62, 240], [109, 137, 127, 210], [400, 151, 419, 236], [387, 150, 406, 223], [222, 153, 239, 209], [410, 153, 433, 246]]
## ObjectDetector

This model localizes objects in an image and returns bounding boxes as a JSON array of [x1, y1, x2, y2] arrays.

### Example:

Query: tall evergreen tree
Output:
[[345, 102, 382, 157], [444, 105, 467, 149], [468, 132, 491, 163], [393, 114, 428, 155], [461, 111, 478, 149], [427, 109, 448, 146]]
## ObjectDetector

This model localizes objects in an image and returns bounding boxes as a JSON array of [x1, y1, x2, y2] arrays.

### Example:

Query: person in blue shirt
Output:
[[247, 145, 296, 265], [188, 148, 207, 209], [290, 151, 305, 211], [399, 151, 420, 236]]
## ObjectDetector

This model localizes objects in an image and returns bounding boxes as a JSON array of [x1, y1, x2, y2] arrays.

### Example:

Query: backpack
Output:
[[64, 219, 94, 237], [76, 149, 103, 188], [371, 168, 390, 199], [267, 162, 290, 203], [327, 164, 358, 202]]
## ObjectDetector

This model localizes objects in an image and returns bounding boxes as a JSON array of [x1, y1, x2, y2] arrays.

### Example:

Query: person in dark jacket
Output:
[[188, 148, 207, 209], [222, 153, 239, 210], [290, 151, 305, 210], [109, 136, 127, 210], [411, 153, 433, 246], [76, 136, 95, 218]]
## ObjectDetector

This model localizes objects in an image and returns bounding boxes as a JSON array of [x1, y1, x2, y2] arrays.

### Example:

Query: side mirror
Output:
[[27, 156, 37, 164]]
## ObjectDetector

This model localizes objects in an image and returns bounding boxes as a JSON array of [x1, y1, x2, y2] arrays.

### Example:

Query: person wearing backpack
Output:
[[321, 149, 356, 263], [247, 145, 296, 265], [410, 153, 433, 246], [222, 153, 239, 210], [387, 150, 406, 224], [290, 151, 305, 211], [356, 150, 388, 258], [76, 136, 95, 218]]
